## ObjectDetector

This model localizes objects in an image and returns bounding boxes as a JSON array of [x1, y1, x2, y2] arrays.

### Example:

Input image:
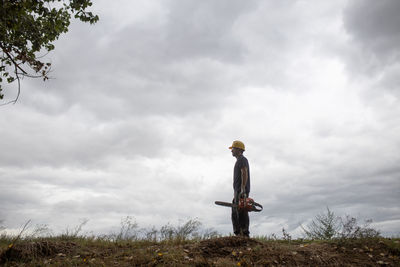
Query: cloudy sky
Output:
[[1, 0, 399, 237]]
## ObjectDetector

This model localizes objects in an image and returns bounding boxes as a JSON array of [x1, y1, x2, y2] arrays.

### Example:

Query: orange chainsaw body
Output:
[[238, 197, 255, 211]]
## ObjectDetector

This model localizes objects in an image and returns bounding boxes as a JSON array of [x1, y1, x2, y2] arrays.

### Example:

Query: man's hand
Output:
[[240, 188, 246, 199]]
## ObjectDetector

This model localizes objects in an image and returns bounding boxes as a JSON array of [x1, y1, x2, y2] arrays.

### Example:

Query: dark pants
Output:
[[231, 192, 249, 236]]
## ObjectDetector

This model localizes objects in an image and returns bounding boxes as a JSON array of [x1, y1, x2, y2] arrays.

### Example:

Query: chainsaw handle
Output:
[[251, 202, 263, 212]]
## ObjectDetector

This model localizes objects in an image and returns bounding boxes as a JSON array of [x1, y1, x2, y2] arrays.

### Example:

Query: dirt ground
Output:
[[1, 236, 399, 266]]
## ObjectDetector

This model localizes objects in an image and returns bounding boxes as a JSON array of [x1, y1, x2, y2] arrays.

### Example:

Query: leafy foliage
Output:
[[160, 219, 202, 241], [113, 216, 139, 241], [301, 207, 381, 240], [61, 218, 89, 239], [102, 217, 218, 243], [302, 207, 340, 240], [0, 0, 98, 103], [339, 215, 380, 239]]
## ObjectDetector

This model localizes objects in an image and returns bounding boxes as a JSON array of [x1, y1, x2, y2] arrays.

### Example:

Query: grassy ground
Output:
[[1, 235, 399, 266]]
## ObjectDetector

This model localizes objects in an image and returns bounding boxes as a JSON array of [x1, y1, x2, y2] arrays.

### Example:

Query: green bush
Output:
[[301, 207, 380, 240]]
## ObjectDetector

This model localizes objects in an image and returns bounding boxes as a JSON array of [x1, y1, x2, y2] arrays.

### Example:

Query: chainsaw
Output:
[[215, 196, 263, 212]]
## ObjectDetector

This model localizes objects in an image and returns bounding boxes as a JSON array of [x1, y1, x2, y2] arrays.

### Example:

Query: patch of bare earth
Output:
[[1, 237, 399, 266]]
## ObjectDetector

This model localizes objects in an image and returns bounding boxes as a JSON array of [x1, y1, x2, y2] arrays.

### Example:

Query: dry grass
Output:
[[0, 235, 399, 266]]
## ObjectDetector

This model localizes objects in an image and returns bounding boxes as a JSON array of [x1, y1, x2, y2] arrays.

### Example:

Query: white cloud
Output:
[[1, 0, 399, 237]]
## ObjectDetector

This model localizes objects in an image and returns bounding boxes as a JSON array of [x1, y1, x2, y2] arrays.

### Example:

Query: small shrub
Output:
[[301, 207, 340, 240], [282, 227, 292, 242], [339, 216, 380, 239], [30, 224, 52, 238], [201, 227, 220, 239], [160, 218, 202, 242], [160, 223, 175, 241], [61, 218, 89, 240], [143, 226, 158, 242], [301, 207, 381, 240], [175, 219, 202, 240], [109, 216, 139, 242]]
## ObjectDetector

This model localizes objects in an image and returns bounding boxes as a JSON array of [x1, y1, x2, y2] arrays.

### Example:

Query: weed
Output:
[[282, 227, 292, 242], [60, 218, 89, 240], [112, 216, 139, 242], [301, 207, 381, 240], [339, 216, 380, 239]]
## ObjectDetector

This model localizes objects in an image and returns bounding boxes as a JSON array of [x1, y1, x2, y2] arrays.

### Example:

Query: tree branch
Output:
[[0, 63, 21, 106], [0, 44, 28, 75]]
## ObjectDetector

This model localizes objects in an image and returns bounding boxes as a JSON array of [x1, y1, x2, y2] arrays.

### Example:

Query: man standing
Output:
[[229, 140, 250, 237]]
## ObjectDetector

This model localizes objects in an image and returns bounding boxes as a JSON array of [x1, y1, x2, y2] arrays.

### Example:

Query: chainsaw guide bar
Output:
[[215, 199, 263, 212]]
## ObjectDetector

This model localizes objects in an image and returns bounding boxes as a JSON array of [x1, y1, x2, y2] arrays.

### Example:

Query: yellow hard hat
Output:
[[229, 140, 245, 151]]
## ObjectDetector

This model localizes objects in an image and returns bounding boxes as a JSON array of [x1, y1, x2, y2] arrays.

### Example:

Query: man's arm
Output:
[[240, 166, 248, 196]]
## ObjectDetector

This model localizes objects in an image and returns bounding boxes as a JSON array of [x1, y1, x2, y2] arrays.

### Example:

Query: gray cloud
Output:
[[344, 0, 400, 69], [163, 0, 256, 63], [16, 0, 259, 120], [343, 0, 400, 99], [1, 0, 399, 237], [0, 108, 167, 168]]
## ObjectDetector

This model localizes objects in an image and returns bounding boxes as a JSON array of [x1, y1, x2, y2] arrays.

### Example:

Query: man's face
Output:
[[231, 147, 241, 157]]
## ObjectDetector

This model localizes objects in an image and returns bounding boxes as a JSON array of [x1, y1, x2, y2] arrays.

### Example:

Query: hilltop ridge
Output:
[[1, 236, 399, 266]]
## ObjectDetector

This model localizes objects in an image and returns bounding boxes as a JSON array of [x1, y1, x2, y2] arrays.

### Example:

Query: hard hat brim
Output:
[[229, 146, 245, 151]]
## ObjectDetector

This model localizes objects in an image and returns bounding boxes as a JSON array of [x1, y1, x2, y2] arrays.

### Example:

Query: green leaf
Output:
[[0, 0, 98, 101]]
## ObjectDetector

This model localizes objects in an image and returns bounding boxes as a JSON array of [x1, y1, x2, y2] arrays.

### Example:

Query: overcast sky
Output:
[[1, 0, 399, 237]]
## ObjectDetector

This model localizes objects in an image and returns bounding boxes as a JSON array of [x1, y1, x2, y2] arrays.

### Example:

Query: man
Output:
[[229, 140, 250, 237]]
